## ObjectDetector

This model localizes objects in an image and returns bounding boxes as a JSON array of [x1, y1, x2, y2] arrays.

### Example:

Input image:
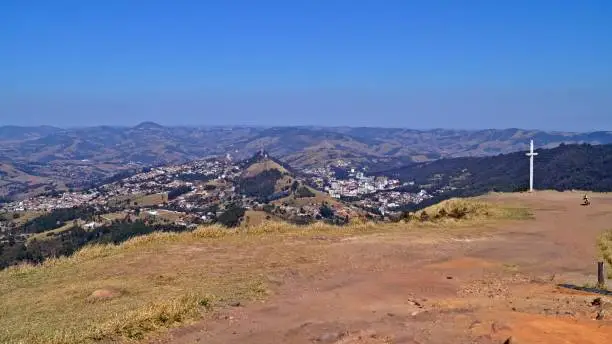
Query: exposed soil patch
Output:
[[87, 288, 123, 302], [151, 192, 612, 344]]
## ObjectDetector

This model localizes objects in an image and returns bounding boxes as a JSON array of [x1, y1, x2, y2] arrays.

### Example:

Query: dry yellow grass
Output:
[[413, 198, 532, 224], [1, 210, 45, 226], [0, 199, 530, 344], [1, 228, 284, 344], [109, 193, 168, 208], [100, 211, 129, 221], [27, 221, 77, 242], [597, 229, 612, 279], [242, 210, 283, 227], [272, 186, 340, 208]]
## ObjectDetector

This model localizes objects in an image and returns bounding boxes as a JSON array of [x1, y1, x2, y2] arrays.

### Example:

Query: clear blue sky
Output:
[[1, 0, 611, 130]]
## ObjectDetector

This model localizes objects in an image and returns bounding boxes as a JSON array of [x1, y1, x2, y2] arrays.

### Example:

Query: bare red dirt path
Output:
[[153, 192, 612, 344]]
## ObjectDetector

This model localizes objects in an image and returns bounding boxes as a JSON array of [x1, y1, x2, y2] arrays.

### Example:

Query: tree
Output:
[[217, 204, 246, 228], [238, 170, 282, 199], [319, 204, 334, 219], [295, 186, 315, 198], [291, 181, 299, 192], [167, 185, 193, 200]]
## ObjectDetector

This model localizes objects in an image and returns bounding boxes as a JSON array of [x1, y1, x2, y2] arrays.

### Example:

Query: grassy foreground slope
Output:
[[0, 198, 531, 344]]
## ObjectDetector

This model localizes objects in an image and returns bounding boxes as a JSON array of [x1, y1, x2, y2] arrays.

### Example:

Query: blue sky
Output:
[[1, 0, 611, 130]]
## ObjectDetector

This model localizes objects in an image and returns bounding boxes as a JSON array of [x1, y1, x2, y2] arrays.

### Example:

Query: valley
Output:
[[2, 124, 612, 200], [4, 135, 612, 270], [0, 151, 438, 269]]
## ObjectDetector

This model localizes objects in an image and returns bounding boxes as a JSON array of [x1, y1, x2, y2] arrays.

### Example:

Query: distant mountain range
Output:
[[2, 123, 612, 199], [2, 123, 612, 165]]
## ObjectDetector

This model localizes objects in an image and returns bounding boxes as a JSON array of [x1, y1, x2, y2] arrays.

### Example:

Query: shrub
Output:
[[434, 208, 447, 220], [319, 204, 334, 219], [449, 206, 468, 219], [216, 204, 246, 228], [168, 186, 192, 200], [291, 181, 299, 192], [419, 211, 430, 221]]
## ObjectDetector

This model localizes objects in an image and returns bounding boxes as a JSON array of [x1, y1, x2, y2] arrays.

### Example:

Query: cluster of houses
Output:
[[326, 175, 400, 198], [0, 191, 101, 212], [303, 162, 438, 214], [305, 164, 403, 198], [305, 163, 408, 198], [356, 190, 433, 215], [1, 155, 443, 231], [0, 158, 242, 214]]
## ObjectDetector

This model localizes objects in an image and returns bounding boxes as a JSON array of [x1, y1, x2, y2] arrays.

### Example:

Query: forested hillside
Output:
[[379, 143, 612, 197]]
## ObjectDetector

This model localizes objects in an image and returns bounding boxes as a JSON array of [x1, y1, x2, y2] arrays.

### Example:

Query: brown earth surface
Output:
[[152, 192, 612, 344]]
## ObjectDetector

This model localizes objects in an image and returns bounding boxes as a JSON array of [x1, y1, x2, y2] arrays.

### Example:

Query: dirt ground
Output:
[[153, 192, 612, 344]]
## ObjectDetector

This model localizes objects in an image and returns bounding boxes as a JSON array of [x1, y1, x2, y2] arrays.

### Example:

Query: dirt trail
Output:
[[154, 192, 612, 344]]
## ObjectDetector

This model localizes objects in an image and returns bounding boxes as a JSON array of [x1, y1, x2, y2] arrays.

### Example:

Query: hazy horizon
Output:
[[3, 121, 612, 135], [2, 1, 611, 131]]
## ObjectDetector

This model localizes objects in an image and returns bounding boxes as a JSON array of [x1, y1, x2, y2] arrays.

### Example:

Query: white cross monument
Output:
[[525, 139, 538, 192]]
